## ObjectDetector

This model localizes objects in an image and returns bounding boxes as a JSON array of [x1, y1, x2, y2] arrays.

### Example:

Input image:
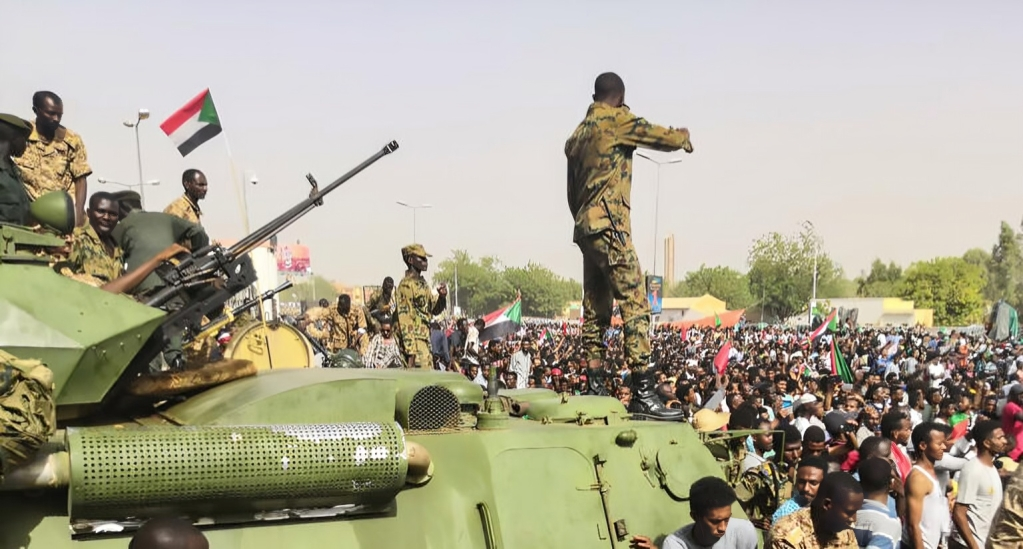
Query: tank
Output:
[[0, 140, 748, 549]]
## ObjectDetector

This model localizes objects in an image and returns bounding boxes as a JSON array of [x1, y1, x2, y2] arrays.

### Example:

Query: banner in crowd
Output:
[[276, 243, 311, 273], [646, 275, 663, 314]]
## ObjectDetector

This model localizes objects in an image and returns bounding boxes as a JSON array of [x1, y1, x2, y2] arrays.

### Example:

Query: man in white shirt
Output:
[[950, 420, 1007, 549]]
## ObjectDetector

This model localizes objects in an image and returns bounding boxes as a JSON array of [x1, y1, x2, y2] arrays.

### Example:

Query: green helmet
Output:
[[29, 191, 74, 235]]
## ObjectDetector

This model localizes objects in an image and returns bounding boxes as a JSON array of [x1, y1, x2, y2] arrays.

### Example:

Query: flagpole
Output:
[[207, 87, 250, 236]]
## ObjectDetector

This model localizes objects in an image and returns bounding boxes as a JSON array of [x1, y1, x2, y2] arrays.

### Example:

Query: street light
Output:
[[802, 220, 820, 327], [122, 108, 150, 206], [395, 201, 432, 242], [635, 152, 683, 276], [97, 178, 161, 203]]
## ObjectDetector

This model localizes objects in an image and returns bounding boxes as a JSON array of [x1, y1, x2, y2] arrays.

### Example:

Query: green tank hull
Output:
[[0, 369, 747, 549]]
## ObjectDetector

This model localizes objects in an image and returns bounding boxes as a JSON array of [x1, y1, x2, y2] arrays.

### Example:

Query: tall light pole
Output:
[[395, 201, 432, 242], [802, 220, 819, 327], [635, 152, 683, 276], [122, 109, 150, 206], [97, 178, 161, 194]]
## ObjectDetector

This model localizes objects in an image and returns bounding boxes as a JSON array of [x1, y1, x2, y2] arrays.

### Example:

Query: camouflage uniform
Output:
[[564, 101, 692, 368], [67, 223, 124, 284], [364, 289, 395, 334], [735, 458, 787, 533], [307, 307, 369, 355], [163, 194, 202, 226], [0, 161, 30, 225], [987, 464, 1023, 549], [13, 124, 91, 204], [769, 507, 858, 549], [0, 350, 56, 481], [395, 244, 444, 369]]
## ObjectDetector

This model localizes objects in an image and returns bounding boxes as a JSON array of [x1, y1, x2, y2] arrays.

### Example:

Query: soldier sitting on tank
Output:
[[629, 476, 759, 549], [65, 191, 123, 284]]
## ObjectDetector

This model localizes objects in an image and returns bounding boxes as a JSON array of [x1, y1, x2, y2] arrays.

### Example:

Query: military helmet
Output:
[[329, 349, 365, 369], [29, 191, 75, 235]]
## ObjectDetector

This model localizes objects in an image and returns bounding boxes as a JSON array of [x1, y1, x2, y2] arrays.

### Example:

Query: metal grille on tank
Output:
[[408, 386, 460, 431]]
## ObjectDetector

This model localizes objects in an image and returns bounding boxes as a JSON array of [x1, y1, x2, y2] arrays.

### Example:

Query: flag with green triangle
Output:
[[714, 312, 721, 328], [830, 338, 854, 384]]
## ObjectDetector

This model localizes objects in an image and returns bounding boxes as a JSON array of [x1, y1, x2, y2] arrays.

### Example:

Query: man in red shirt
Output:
[[1002, 384, 1023, 462]]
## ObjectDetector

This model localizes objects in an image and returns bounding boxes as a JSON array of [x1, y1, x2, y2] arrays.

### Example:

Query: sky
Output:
[[4, 1, 1022, 287]]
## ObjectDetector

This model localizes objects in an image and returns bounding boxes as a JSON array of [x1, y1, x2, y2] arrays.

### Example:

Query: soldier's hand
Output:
[[629, 535, 656, 549], [156, 243, 190, 262]]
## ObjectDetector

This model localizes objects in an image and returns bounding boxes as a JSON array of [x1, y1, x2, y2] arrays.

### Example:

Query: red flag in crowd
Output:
[[680, 325, 688, 341], [713, 341, 732, 375]]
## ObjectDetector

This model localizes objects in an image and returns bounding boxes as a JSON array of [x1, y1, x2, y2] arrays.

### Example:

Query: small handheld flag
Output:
[[713, 341, 732, 375]]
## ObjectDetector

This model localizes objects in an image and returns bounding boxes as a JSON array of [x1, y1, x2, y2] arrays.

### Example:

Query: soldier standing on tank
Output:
[[365, 276, 396, 335], [395, 244, 447, 369], [163, 169, 206, 226], [14, 91, 91, 227], [0, 114, 32, 225], [565, 71, 693, 420], [66, 191, 124, 284]]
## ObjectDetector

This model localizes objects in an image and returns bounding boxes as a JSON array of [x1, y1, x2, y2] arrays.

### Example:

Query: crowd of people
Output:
[[297, 313, 1023, 549]]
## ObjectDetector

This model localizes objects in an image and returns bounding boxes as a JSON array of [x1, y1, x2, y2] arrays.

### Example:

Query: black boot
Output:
[[628, 368, 684, 421]]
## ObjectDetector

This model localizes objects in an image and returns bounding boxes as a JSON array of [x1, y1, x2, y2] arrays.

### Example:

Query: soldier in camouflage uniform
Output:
[[307, 294, 369, 356], [67, 191, 124, 284], [0, 350, 56, 482], [13, 91, 91, 226], [395, 244, 447, 369], [163, 169, 206, 226], [0, 113, 32, 225], [565, 72, 693, 420], [364, 276, 396, 335]]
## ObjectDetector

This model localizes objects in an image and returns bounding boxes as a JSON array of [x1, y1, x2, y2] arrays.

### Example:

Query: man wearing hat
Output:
[[395, 243, 447, 369], [0, 113, 33, 225]]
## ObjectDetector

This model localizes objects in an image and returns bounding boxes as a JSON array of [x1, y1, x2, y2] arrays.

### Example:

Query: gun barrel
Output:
[[232, 280, 294, 316], [231, 141, 399, 258]]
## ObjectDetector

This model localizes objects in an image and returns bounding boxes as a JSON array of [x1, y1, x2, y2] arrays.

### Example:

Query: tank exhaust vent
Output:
[[407, 386, 460, 431]]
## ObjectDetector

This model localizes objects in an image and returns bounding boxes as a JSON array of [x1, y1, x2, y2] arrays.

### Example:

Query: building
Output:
[[657, 294, 728, 323], [663, 234, 676, 287], [808, 297, 934, 328]]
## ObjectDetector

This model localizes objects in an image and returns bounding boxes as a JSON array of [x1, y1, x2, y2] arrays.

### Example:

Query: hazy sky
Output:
[[5, 1, 1022, 286]]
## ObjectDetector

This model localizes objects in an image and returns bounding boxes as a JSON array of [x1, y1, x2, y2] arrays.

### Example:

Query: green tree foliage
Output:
[[987, 222, 1023, 308], [855, 259, 904, 297], [504, 263, 583, 319], [896, 257, 986, 325], [282, 275, 339, 305], [747, 228, 841, 322], [669, 264, 753, 309], [432, 251, 581, 318]]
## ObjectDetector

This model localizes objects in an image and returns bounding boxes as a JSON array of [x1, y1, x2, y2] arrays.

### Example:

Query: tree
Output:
[[747, 228, 841, 322], [962, 247, 992, 301], [987, 222, 1023, 308], [855, 259, 904, 297], [432, 251, 513, 317], [896, 257, 986, 325], [432, 251, 582, 318], [503, 262, 582, 318], [283, 275, 339, 305], [670, 264, 753, 309]]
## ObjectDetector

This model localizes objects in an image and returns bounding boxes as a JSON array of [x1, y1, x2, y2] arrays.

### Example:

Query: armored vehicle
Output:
[[0, 141, 745, 548]]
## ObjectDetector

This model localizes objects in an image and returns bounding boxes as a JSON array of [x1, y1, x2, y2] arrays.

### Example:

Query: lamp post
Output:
[[97, 178, 160, 209], [395, 201, 432, 242], [635, 152, 682, 276], [122, 109, 150, 206], [802, 220, 819, 327]]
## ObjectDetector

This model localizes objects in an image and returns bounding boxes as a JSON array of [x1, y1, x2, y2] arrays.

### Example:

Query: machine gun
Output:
[[183, 280, 294, 345], [126, 141, 399, 376]]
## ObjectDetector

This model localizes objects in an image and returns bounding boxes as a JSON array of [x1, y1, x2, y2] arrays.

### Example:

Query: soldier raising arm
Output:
[[395, 244, 447, 369]]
